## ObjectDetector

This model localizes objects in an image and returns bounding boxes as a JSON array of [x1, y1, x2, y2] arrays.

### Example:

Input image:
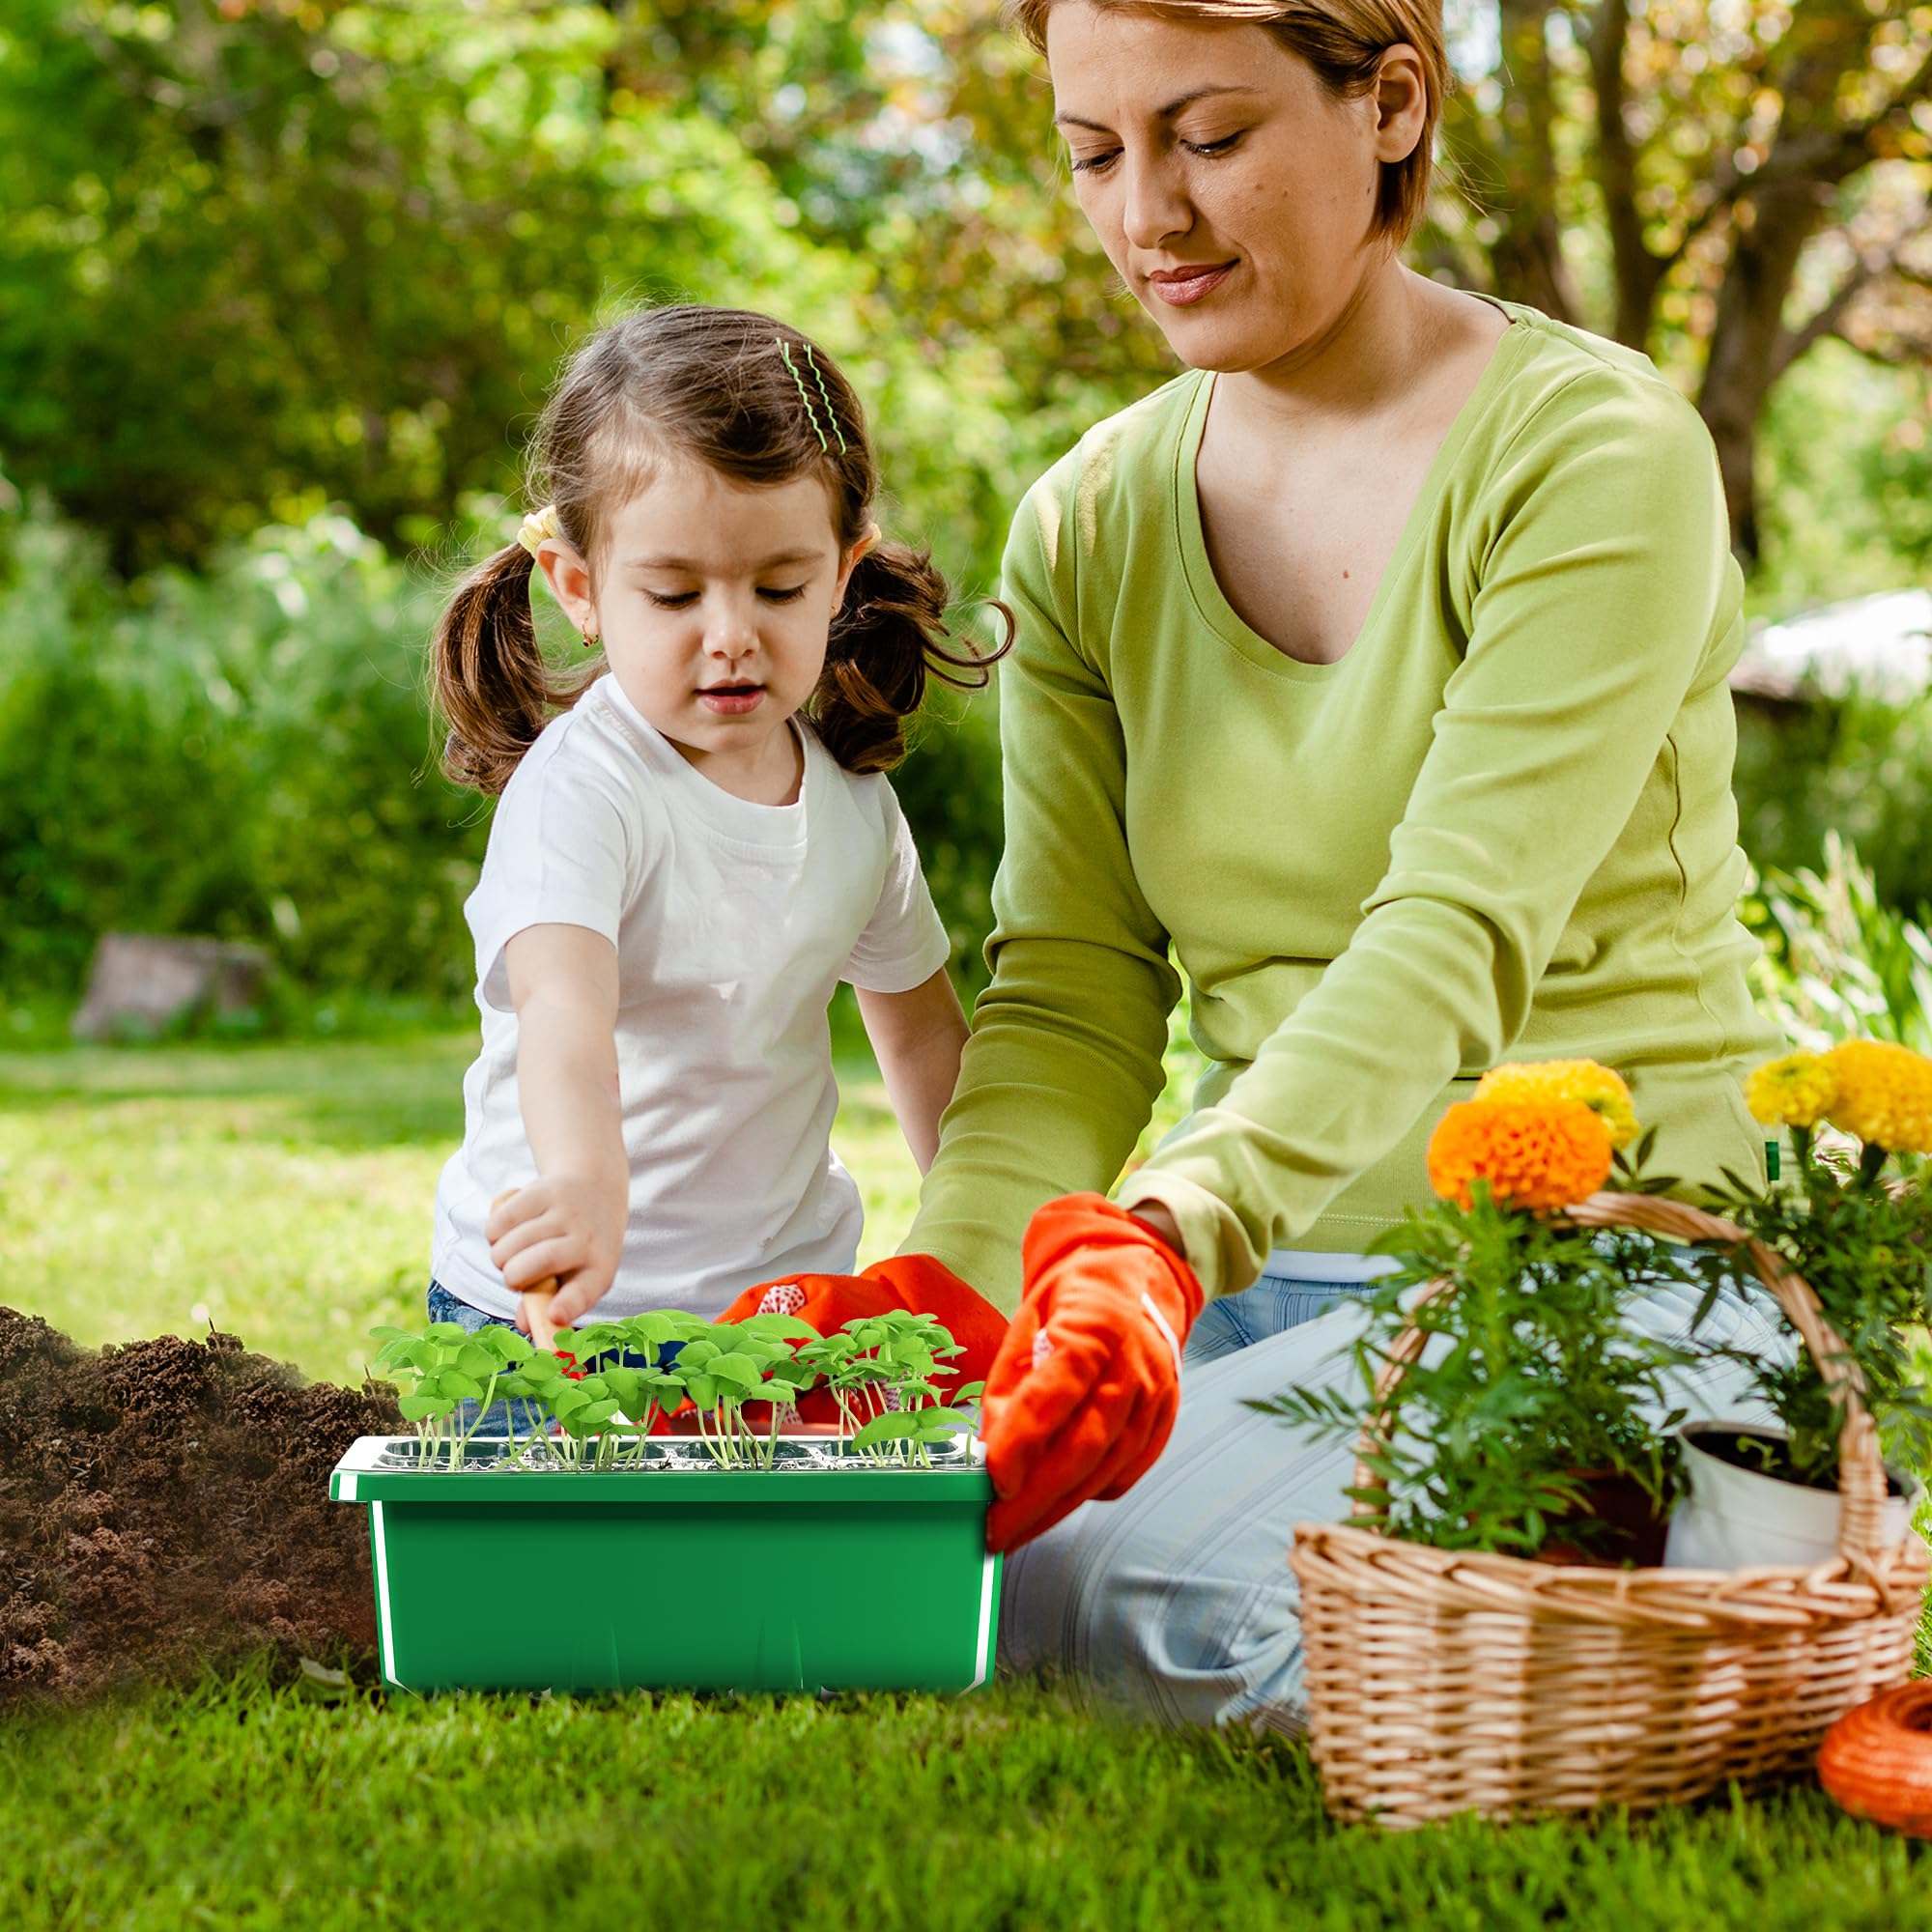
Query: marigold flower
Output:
[[1426, 1096, 1614, 1214], [1473, 1059, 1639, 1151], [1822, 1039, 1932, 1155], [1744, 1051, 1837, 1130]]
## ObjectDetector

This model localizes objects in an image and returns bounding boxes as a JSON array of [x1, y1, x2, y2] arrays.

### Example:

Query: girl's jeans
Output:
[[425, 1279, 659, 1436]]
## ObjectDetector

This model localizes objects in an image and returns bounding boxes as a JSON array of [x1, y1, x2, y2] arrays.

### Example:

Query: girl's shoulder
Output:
[[494, 678, 669, 841], [797, 720, 904, 831]]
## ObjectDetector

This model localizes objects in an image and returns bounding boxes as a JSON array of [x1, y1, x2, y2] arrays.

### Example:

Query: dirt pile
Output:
[[0, 1307, 400, 1701]]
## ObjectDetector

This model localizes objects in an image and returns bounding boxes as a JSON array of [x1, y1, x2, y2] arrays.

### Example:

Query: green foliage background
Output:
[[0, 0, 1927, 1016]]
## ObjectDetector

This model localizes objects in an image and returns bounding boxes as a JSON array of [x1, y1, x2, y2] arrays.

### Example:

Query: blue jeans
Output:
[[424, 1281, 668, 1437], [1183, 1268, 1391, 1365], [424, 1282, 552, 1435]]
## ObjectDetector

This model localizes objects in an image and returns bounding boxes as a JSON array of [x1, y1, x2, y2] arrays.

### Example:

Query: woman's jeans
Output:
[[996, 1261, 1783, 1733]]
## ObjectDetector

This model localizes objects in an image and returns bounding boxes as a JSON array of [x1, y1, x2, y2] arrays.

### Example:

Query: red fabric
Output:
[[980, 1193, 1204, 1552], [713, 1254, 1009, 1426]]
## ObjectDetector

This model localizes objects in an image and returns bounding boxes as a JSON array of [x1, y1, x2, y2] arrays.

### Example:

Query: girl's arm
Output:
[[484, 923, 629, 1330], [856, 967, 969, 1174]]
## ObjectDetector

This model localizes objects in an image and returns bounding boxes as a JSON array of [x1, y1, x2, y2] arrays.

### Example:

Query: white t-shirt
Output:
[[431, 674, 951, 1321]]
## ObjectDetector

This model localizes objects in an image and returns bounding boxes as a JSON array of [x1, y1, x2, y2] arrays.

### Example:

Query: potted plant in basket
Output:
[[1260, 1060, 1701, 1565], [1274, 1057, 1929, 1831], [330, 1306, 997, 1694], [1665, 1039, 1932, 1570]]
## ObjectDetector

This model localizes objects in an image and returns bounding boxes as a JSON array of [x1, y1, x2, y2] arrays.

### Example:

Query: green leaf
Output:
[[850, 1413, 921, 1449]]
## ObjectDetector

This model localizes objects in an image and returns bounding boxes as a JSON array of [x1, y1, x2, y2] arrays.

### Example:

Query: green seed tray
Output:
[[329, 1435, 1001, 1693]]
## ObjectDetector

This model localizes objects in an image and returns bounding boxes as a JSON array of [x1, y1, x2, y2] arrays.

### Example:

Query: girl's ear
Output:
[[833, 522, 883, 611], [536, 540, 599, 640]]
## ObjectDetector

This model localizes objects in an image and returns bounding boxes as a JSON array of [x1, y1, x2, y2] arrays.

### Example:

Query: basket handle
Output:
[[1348, 1190, 1891, 1565]]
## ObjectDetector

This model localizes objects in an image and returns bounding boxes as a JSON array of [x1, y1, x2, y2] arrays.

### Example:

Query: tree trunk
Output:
[[1487, 0, 1582, 322], [1696, 181, 1830, 563]]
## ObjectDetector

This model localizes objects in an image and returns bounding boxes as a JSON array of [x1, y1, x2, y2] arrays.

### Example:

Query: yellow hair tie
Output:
[[517, 504, 562, 557]]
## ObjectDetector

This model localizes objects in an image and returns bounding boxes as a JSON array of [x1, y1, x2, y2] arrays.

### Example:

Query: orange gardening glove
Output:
[[714, 1255, 1008, 1426], [980, 1193, 1204, 1553]]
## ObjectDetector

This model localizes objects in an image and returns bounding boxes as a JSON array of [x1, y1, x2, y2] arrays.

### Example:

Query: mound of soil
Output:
[[0, 1306, 401, 1702]]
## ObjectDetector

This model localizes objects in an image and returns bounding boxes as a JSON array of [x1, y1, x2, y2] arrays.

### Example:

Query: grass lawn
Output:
[[5, 1658, 1932, 1932], [4, 1033, 1930, 1928], [0, 1028, 923, 1385]]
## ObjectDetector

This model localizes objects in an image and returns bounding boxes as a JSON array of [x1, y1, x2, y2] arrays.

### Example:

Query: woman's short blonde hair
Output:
[[1005, 0, 1447, 245]]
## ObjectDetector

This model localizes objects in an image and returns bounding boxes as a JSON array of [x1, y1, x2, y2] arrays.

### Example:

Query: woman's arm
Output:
[[1118, 368, 1745, 1297], [484, 922, 629, 1329], [904, 477, 1181, 1310]]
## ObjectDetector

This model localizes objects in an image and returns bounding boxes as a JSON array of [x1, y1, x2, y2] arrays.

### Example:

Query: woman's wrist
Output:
[[1127, 1201, 1186, 1261]]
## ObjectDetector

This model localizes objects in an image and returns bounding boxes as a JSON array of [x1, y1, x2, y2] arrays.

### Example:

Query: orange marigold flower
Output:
[[1744, 1051, 1836, 1130], [1427, 1096, 1614, 1213], [1473, 1059, 1639, 1151], [1822, 1039, 1932, 1155]]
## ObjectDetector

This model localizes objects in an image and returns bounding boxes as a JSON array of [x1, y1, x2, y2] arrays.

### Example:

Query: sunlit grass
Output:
[[0, 1031, 921, 1383]]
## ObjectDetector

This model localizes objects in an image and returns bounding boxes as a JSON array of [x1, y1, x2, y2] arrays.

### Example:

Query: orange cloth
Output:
[[980, 1194, 1203, 1551], [714, 1255, 1008, 1427]]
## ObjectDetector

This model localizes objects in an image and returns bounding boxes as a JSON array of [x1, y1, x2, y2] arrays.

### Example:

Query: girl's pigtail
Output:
[[810, 540, 1014, 775], [433, 543, 598, 795]]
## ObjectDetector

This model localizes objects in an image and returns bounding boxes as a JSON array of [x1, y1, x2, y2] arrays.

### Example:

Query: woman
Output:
[[900, 0, 1784, 1725]]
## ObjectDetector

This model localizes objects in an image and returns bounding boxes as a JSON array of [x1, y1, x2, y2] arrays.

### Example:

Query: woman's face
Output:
[[1044, 4, 1417, 373]]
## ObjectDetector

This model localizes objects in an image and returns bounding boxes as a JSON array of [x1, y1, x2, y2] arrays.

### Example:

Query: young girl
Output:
[[426, 304, 1003, 1343]]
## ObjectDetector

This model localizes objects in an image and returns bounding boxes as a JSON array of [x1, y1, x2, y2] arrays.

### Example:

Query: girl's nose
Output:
[[703, 597, 759, 660]]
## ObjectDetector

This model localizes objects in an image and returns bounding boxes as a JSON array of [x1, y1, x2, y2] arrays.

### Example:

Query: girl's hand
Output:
[[485, 1175, 627, 1331]]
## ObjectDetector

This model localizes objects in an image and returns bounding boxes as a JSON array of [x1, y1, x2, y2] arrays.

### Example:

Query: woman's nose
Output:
[[1120, 152, 1190, 252]]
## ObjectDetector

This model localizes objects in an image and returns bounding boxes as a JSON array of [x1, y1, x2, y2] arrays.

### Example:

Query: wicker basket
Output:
[[1289, 1191, 1929, 1829]]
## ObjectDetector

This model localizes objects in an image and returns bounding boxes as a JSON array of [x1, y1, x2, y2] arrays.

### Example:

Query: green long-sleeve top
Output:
[[906, 300, 1783, 1311]]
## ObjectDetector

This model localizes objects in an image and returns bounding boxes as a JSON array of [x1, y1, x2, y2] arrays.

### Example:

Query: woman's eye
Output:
[[1068, 150, 1120, 176], [757, 585, 809, 604], [644, 590, 698, 610], [1182, 132, 1243, 157]]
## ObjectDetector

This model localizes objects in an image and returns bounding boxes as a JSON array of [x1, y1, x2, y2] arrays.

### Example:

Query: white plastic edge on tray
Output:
[[331, 1432, 990, 1499]]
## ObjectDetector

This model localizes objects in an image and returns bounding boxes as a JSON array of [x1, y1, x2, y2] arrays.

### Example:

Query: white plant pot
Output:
[[1662, 1420, 1918, 1571]]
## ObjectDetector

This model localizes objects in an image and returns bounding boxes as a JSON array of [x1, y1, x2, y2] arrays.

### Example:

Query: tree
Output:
[[1440, 0, 1932, 561]]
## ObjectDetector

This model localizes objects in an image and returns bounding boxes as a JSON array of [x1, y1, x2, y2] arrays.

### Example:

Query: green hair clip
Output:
[[777, 337, 845, 456]]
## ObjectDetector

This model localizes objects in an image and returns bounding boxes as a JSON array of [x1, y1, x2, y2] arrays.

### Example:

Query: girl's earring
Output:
[[582, 633, 601, 651]]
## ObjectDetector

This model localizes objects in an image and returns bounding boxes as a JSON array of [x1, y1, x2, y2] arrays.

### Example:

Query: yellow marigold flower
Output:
[[1427, 1096, 1614, 1214], [1473, 1059, 1639, 1151], [1744, 1051, 1837, 1130], [1822, 1039, 1932, 1155]]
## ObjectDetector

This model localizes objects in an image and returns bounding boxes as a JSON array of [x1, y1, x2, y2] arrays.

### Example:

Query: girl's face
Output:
[[547, 462, 867, 799], [1044, 4, 1423, 376]]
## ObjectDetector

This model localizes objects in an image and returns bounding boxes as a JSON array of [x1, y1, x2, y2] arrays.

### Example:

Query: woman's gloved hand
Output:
[[712, 1256, 1009, 1420], [980, 1193, 1204, 1552]]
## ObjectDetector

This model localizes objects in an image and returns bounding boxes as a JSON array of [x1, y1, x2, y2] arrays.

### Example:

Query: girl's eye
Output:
[[1182, 132, 1243, 157], [644, 590, 698, 609], [757, 585, 809, 604]]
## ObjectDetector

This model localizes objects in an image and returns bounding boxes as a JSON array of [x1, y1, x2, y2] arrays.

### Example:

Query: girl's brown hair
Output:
[[434, 305, 1009, 794], [1006, 0, 1447, 245]]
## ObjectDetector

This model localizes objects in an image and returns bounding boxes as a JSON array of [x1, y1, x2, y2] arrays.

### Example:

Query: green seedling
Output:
[[848, 1406, 975, 1468], [369, 1321, 533, 1469], [364, 1307, 974, 1472]]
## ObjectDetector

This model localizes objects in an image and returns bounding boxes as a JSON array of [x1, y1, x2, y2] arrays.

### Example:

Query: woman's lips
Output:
[[1146, 263, 1236, 307], [699, 685, 764, 716]]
